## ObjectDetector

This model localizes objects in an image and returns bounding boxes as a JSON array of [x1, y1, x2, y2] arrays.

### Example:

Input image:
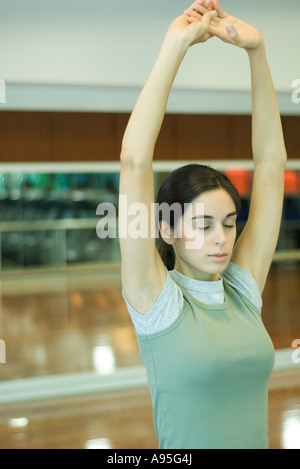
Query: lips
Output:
[[209, 253, 228, 257], [208, 253, 228, 262]]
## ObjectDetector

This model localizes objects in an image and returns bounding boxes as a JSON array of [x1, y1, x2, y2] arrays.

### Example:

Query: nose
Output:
[[213, 225, 226, 247]]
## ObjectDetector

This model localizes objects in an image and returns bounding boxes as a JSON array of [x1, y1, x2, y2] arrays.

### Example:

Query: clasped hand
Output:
[[170, 0, 263, 50]]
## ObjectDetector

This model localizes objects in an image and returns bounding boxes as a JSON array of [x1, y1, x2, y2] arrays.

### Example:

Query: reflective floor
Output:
[[1, 263, 300, 381], [0, 386, 299, 449], [0, 263, 300, 449], [0, 265, 142, 381]]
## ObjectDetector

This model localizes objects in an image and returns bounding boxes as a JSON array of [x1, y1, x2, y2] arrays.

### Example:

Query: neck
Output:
[[174, 260, 221, 282]]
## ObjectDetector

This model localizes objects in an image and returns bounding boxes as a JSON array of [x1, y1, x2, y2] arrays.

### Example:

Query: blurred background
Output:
[[0, 0, 299, 449]]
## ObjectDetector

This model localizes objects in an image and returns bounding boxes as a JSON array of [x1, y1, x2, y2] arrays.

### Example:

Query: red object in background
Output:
[[224, 168, 250, 197], [284, 170, 300, 195]]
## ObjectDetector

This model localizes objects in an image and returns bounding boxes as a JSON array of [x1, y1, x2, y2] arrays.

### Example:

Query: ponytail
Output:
[[157, 237, 175, 271]]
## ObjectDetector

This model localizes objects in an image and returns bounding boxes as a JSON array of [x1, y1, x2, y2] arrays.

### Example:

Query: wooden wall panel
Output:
[[0, 111, 298, 163], [115, 113, 177, 160], [155, 114, 177, 160], [282, 116, 300, 159], [173, 114, 232, 161], [0, 111, 53, 162], [231, 115, 252, 160], [115, 113, 129, 157], [52, 112, 118, 162]]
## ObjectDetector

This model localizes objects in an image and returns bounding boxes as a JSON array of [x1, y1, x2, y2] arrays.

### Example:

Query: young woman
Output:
[[119, 0, 287, 449]]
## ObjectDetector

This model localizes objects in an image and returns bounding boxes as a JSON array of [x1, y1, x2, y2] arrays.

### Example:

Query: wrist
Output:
[[164, 29, 193, 52], [246, 36, 265, 57]]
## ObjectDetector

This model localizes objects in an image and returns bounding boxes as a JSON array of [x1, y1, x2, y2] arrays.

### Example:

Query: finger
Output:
[[226, 25, 236, 39], [197, 0, 214, 9], [199, 0, 218, 10], [187, 10, 215, 29], [212, 1, 228, 18], [201, 9, 217, 25], [203, 0, 211, 7], [186, 1, 207, 16], [226, 24, 244, 46], [193, 3, 208, 15], [193, 1, 210, 12], [193, 3, 220, 23], [185, 8, 202, 21], [187, 16, 201, 24]]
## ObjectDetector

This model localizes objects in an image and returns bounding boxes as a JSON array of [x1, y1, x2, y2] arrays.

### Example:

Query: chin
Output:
[[206, 258, 231, 273]]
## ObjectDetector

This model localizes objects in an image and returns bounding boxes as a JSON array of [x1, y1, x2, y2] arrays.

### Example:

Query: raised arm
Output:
[[119, 6, 216, 315], [121, 9, 214, 167], [187, 1, 287, 293], [233, 40, 287, 293]]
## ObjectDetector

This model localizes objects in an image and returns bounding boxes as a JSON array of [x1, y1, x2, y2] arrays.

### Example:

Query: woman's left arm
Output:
[[187, 1, 288, 293], [231, 43, 287, 294]]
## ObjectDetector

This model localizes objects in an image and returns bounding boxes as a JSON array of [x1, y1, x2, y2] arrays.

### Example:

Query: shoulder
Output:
[[123, 269, 184, 335], [222, 262, 263, 312]]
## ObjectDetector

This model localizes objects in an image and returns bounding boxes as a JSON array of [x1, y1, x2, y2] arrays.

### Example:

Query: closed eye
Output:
[[195, 223, 236, 231]]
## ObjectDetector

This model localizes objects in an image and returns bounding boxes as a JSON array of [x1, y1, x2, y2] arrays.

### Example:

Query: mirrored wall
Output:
[[0, 162, 299, 402]]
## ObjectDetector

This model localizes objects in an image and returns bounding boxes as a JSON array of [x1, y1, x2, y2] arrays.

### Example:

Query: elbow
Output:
[[278, 138, 288, 166], [255, 146, 287, 169], [120, 136, 137, 161], [271, 142, 288, 166], [120, 144, 153, 171], [120, 145, 132, 164], [277, 141, 288, 166], [274, 149, 288, 168], [283, 149, 288, 166], [278, 148, 288, 168], [120, 146, 138, 168]]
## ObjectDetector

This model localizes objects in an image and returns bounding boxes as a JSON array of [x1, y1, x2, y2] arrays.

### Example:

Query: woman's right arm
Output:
[[119, 7, 215, 316]]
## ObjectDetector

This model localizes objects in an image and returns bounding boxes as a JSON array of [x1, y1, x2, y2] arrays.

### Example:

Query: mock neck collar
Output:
[[170, 269, 224, 293]]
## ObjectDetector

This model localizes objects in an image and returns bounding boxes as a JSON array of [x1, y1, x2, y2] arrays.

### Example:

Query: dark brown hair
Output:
[[156, 164, 241, 270]]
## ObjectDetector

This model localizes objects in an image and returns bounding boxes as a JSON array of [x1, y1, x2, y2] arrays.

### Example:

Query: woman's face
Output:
[[172, 189, 238, 281]]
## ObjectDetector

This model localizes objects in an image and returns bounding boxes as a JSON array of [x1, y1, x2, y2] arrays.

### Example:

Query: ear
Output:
[[158, 220, 175, 246]]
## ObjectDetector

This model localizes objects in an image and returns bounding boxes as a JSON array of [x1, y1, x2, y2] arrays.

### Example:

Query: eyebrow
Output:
[[192, 211, 238, 220]]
